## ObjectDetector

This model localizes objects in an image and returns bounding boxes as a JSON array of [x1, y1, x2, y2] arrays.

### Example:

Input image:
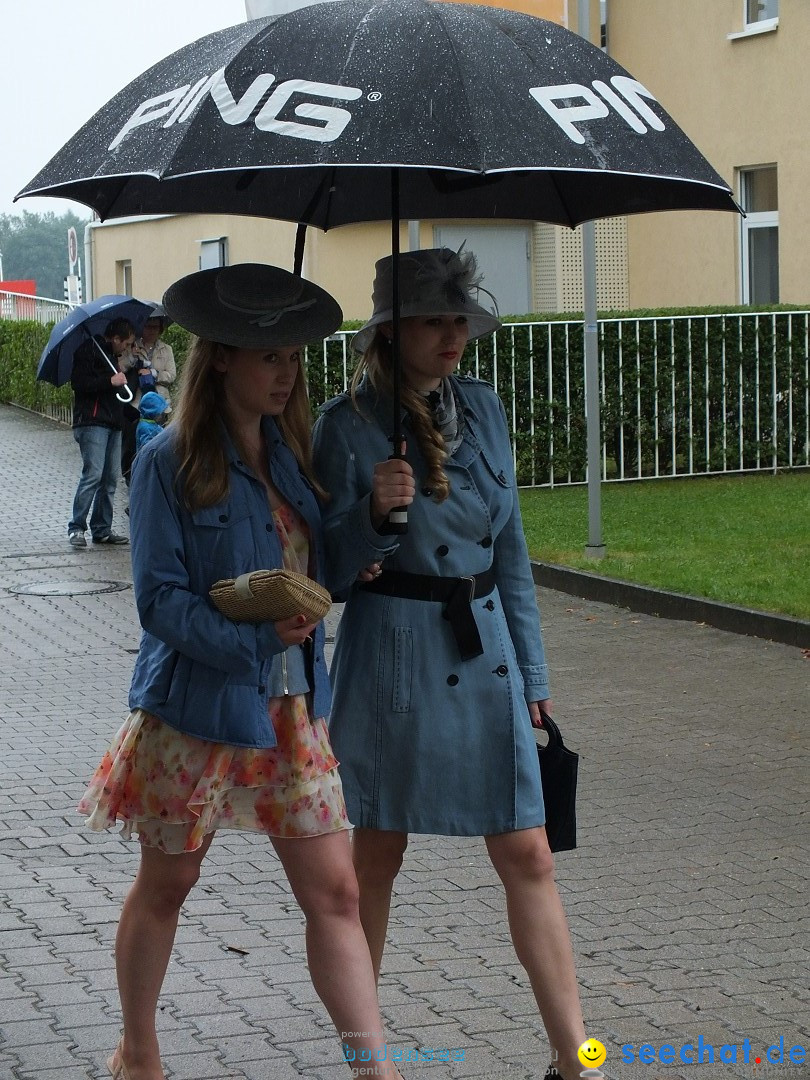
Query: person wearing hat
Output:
[[120, 306, 177, 487], [313, 248, 598, 1080], [77, 264, 406, 1080], [134, 390, 170, 454]]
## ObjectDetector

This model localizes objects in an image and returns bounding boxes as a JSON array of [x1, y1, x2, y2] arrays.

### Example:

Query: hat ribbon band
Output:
[[219, 296, 317, 327]]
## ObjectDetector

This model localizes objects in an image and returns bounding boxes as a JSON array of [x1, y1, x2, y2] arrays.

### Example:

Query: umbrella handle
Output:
[[92, 336, 134, 404]]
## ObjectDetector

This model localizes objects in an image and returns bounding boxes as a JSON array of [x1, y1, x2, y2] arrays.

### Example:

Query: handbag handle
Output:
[[538, 709, 564, 751]]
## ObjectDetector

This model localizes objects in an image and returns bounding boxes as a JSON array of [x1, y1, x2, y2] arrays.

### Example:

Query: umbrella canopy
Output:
[[17, 0, 737, 228], [38, 294, 154, 391]]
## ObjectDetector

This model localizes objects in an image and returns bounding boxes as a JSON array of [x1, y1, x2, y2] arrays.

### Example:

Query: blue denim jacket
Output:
[[126, 417, 331, 747]]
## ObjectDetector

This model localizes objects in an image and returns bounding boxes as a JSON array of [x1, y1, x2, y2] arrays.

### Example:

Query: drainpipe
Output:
[[83, 219, 98, 301]]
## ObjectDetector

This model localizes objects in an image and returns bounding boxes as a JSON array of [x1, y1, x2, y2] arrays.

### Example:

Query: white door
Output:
[[432, 225, 531, 317]]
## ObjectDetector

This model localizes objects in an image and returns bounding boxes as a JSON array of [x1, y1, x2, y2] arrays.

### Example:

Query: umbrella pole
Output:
[[380, 168, 408, 535], [293, 223, 306, 276]]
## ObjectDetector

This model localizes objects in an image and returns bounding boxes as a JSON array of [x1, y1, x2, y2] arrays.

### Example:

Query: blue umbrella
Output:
[[37, 294, 154, 403]]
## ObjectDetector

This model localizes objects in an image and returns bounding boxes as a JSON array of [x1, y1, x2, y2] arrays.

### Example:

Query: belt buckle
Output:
[[460, 575, 475, 603]]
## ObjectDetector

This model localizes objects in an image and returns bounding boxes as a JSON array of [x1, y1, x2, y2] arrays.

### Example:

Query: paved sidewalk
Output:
[[0, 403, 807, 1080]]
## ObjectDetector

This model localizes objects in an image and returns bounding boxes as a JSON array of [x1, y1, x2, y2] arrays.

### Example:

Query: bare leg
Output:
[[272, 830, 404, 1078], [486, 828, 591, 1080], [351, 829, 408, 983], [114, 835, 214, 1080]]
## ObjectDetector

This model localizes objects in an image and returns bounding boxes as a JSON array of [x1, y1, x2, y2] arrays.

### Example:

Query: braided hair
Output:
[[350, 330, 450, 503]]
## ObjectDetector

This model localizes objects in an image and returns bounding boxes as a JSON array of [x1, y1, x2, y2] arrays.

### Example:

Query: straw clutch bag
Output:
[[209, 569, 331, 623]]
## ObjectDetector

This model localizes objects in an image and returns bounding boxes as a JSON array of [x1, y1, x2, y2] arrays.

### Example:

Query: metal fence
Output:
[[0, 290, 70, 326], [3, 301, 808, 486], [309, 310, 810, 487]]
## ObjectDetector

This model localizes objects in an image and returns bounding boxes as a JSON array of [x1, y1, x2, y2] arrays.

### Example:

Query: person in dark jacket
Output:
[[68, 317, 135, 547]]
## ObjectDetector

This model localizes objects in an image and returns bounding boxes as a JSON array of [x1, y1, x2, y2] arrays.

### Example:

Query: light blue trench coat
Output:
[[313, 375, 548, 835]]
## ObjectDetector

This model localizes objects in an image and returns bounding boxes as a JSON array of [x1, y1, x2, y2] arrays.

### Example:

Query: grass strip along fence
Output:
[[520, 472, 810, 621]]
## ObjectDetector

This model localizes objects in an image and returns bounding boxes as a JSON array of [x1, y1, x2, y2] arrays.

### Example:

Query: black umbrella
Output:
[[17, 0, 736, 225], [17, 0, 738, 528]]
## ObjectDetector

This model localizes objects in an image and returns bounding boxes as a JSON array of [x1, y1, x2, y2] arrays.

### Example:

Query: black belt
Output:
[[360, 568, 495, 661]]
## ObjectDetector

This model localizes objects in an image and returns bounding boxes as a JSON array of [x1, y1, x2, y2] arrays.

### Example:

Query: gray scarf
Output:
[[424, 379, 464, 456]]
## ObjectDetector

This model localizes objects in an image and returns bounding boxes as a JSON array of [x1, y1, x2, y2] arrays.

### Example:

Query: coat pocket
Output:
[[391, 626, 413, 714]]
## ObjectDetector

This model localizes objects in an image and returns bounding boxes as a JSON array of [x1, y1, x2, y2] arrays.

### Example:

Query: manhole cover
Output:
[[8, 580, 131, 597]]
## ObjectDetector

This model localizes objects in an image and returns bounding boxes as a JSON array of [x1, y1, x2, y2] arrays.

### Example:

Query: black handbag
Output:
[[534, 710, 578, 852]]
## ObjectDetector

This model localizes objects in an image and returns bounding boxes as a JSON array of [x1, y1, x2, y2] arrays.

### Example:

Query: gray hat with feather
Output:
[[352, 247, 501, 353]]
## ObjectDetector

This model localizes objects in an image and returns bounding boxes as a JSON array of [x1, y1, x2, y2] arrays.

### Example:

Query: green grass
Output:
[[519, 472, 810, 620]]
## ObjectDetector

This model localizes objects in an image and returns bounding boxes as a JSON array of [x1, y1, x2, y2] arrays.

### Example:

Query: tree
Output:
[[0, 210, 90, 300]]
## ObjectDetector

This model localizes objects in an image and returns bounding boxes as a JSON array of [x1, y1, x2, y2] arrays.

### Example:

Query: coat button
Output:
[[421, 486, 434, 497], [258, 685, 266, 694], [484, 599, 495, 611], [447, 674, 459, 686], [480, 536, 492, 548], [495, 664, 508, 677], [219, 514, 228, 523], [266, 522, 273, 531], [436, 544, 449, 556]]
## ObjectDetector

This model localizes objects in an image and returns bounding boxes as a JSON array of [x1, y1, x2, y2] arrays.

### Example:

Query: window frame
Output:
[[738, 166, 779, 305], [727, 0, 778, 39], [199, 237, 229, 270], [745, 0, 778, 27]]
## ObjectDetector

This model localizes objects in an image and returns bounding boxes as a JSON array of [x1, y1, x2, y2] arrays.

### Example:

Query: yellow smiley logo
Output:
[[577, 1039, 607, 1069]]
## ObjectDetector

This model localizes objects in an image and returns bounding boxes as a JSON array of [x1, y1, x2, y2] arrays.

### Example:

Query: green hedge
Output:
[[4, 303, 809, 487], [0, 320, 71, 413]]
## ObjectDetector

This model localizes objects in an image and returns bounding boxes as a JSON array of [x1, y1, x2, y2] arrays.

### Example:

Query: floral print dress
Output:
[[78, 502, 349, 854]]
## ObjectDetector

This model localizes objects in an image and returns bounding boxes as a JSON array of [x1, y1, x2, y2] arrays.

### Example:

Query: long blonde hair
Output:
[[172, 337, 325, 510], [350, 329, 450, 502]]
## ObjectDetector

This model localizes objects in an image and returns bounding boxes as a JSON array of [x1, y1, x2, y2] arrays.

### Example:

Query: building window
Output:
[[745, 0, 778, 26], [116, 260, 132, 296], [200, 237, 228, 270], [739, 166, 778, 305]]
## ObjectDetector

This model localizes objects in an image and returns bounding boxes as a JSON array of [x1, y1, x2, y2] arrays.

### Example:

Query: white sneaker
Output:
[[68, 530, 87, 548]]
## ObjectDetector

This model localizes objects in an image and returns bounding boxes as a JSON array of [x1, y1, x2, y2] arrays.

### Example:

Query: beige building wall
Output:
[[608, 0, 810, 307], [89, 214, 402, 321], [90, 215, 574, 321]]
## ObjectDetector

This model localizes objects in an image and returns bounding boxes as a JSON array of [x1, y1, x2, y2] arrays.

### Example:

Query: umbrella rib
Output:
[[426, 4, 488, 171]]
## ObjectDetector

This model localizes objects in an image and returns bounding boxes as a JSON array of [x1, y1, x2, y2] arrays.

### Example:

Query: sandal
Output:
[[107, 1040, 132, 1080]]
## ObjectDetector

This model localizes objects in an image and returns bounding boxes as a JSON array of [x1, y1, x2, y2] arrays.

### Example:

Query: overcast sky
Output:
[[2, 0, 248, 219]]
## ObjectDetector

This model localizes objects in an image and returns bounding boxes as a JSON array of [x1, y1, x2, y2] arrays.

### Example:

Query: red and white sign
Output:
[[67, 227, 78, 272]]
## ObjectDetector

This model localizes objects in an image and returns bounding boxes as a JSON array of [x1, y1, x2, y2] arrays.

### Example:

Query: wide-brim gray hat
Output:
[[163, 264, 342, 349], [352, 247, 501, 353]]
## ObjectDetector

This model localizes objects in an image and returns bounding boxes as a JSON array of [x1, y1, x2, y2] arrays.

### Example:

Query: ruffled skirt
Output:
[[77, 695, 350, 854]]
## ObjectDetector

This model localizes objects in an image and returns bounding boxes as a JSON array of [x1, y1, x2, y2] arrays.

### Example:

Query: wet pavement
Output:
[[0, 403, 807, 1080]]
